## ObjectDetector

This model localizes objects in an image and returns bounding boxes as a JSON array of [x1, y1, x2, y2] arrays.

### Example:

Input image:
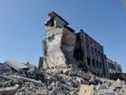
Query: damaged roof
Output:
[[48, 11, 69, 26]]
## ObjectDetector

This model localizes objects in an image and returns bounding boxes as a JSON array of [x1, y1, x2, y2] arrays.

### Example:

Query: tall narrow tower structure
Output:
[[42, 12, 76, 73]]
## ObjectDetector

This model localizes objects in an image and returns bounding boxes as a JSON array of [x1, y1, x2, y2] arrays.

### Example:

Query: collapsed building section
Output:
[[39, 11, 122, 78], [40, 11, 77, 73]]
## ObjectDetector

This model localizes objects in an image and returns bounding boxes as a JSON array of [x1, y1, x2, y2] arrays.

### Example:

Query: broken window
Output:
[[92, 59, 95, 67], [74, 48, 84, 61], [48, 34, 55, 42], [45, 17, 54, 27], [74, 33, 84, 61], [87, 57, 91, 66]]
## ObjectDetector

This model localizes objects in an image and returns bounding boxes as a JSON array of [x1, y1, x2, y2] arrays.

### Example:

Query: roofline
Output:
[[48, 11, 69, 25]]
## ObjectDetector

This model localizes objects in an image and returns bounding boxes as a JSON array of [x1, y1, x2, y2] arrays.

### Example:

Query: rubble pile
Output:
[[0, 62, 126, 95], [0, 62, 82, 95], [42, 69, 90, 95], [96, 79, 126, 95], [0, 61, 46, 95], [15, 82, 47, 95]]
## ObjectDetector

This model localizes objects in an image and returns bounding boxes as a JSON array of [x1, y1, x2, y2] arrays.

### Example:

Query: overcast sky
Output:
[[0, 0, 126, 72]]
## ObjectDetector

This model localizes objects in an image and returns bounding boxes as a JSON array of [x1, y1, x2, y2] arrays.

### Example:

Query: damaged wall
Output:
[[41, 11, 77, 73], [39, 11, 122, 78]]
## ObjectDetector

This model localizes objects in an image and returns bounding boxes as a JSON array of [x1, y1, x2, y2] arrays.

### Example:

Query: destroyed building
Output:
[[0, 11, 126, 95], [39, 11, 122, 79]]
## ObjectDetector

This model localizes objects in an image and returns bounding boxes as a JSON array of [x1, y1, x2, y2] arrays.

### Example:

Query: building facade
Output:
[[74, 31, 107, 77], [106, 58, 122, 78], [39, 11, 122, 78]]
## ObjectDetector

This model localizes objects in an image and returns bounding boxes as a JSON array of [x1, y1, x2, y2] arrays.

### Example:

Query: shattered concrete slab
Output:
[[0, 85, 19, 95]]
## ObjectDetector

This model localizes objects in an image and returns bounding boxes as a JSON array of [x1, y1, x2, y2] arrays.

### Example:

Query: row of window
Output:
[[86, 44, 103, 60], [107, 63, 122, 72], [87, 57, 104, 69]]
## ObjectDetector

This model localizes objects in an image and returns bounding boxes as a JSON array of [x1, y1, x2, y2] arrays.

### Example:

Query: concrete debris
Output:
[[15, 82, 47, 95], [97, 89, 117, 95], [0, 84, 19, 95], [0, 62, 126, 95], [78, 85, 94, 95]]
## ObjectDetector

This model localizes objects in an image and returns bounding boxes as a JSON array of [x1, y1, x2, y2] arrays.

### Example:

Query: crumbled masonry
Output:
[[0, 62, 126, 95], [40, 11, 122, 78], [0, 12, 126, 95]]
